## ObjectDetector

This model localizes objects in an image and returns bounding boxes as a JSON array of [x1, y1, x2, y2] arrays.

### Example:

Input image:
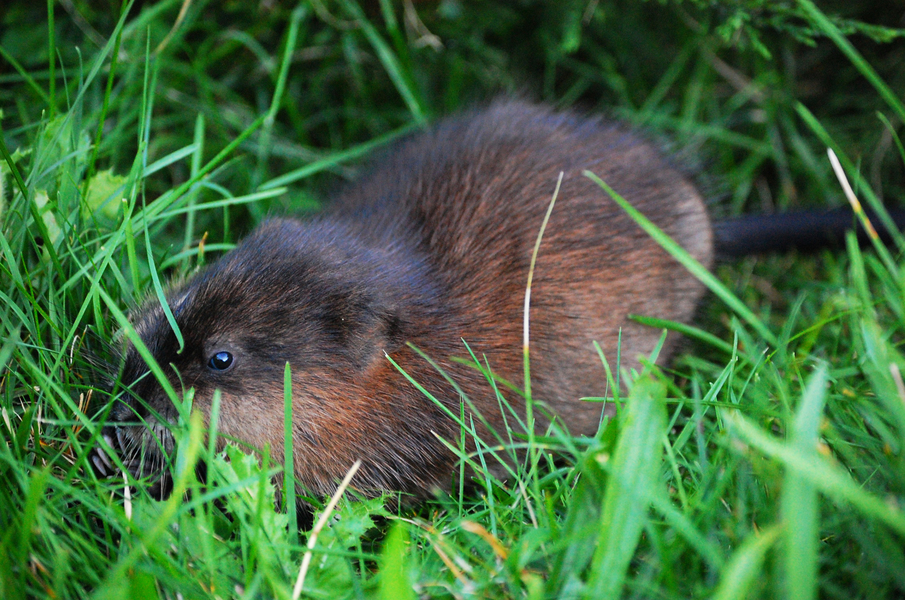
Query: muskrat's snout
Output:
[[91, 420, 174, 500], [91, 371, 179, 498], [91, 351, 182, 498]]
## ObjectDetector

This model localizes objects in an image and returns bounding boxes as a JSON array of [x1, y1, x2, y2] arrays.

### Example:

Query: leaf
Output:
[[84, 168, 128, 221], [216, 445, 290, 567], [296, 497, 388, 599], [379, 522, 416, 600], [33, 189, 62, 249]]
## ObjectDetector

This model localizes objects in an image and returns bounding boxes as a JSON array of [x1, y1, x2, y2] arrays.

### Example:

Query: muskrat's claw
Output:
[[90, 431, 119, 476], [91, 449, 110, 475]]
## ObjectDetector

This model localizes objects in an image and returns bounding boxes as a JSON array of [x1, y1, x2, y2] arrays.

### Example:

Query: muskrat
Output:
[[96, 101, 717, 499]]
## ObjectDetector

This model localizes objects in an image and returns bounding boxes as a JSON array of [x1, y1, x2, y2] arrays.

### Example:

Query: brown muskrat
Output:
[[95, 101, 714, 499]]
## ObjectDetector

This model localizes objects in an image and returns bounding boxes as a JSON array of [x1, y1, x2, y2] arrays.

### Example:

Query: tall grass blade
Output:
[[379, 522, 416, 600], [586, 171, 778, 346], [781, 363, 829, 600], [341, 0, 425, 124], [797, 0, 905, 123], [727, 411, 905, 537], [711, 525, 782, 600], [583, 375, 668, 600]]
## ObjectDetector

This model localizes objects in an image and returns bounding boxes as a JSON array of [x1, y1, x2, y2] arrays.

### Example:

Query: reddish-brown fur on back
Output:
[[107, 101, 713, 499]]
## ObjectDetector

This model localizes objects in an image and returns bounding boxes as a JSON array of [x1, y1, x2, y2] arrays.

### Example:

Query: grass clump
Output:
[[2, 0, 905, 598]]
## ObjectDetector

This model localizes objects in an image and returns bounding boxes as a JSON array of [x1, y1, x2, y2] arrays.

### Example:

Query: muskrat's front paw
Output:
[[90, 427, 173, 500], [90, 431, 118, 476]]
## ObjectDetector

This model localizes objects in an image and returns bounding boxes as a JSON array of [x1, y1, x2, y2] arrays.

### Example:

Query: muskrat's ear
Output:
[[381, 309, 405, 351], [351, 304, 407, 361], [321, 291, 407, 367]]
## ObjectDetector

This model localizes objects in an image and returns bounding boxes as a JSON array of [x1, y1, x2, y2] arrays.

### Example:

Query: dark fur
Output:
[[107, 101, 713, 498]]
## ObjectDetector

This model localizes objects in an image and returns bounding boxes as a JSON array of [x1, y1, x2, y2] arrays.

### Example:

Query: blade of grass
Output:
[[781, 363, 828, 600], [876, 112, 905, 167], [0, 45, 51, 105], [142, 144, 199, 178], [379, 522, 416, 600], [711, 524, 782, 600], [827, 148, 900, 278], [82, 1, 132, 197], [797, 0, 905, 123], [795, 103, 905, 254], [254, 4, 308, 189], [90, 412, 205, 600], [341, 0, 425, 125], [154, 187, 286, 220], [47, 0, 56, 118], [523, 172, 562, 496], [292, 460, 362, 600], [630, 315, 736, 356], [586, 171, 778, 347], [96, 286, 179, 402], [259, 123, 417, 191], [649, 490, 725, 571], [583, 374, 669, 600], [183, 113, 205, 250], [0, 120, 29, 203], [845, 232, 905, 440], [726, 410, 905, 537], [283, 362, 297, 542], [142, 218, 183, 352]]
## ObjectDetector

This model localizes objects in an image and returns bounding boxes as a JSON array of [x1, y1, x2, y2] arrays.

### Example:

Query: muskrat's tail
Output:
[[713, 208, 905, 259]]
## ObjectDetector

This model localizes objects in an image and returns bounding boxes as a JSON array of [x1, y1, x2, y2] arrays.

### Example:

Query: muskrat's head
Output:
[[96, 218, 424, 497]]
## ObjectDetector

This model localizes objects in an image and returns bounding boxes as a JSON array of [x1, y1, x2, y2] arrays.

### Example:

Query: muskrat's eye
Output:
[[208, 351, 234, 371]]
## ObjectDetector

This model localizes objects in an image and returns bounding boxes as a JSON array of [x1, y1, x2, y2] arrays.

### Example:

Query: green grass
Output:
[[2, 0, 905, 598]]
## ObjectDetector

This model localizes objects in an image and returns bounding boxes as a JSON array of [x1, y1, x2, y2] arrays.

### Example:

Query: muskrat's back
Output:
[[332, 102, 713, 433], [106, 101, 713, 499]]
